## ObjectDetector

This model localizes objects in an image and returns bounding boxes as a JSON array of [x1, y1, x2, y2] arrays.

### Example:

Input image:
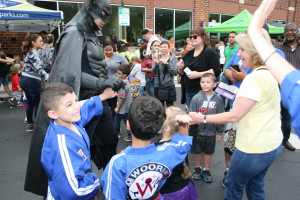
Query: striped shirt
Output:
[[141, 58, 156, 77], [275, 42, 300, 69]]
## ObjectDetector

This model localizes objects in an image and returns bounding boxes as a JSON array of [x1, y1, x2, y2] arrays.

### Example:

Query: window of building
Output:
[[208, 13, 234, 42], [175, 10, 192, 49], [103, 5, 145, 45], [58, 2, 83, 25], [155, 8, 192, 50], [156, 9, 173, 39]]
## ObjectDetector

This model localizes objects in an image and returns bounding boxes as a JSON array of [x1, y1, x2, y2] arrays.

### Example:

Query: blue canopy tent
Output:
[[0, 0, 63, 32]]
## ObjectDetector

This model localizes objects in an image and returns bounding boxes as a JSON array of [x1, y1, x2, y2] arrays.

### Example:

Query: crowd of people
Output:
[[0, 0, 299, 199]]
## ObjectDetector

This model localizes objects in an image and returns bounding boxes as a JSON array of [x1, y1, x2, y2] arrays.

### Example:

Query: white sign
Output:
[[119, 7, 130, 26]]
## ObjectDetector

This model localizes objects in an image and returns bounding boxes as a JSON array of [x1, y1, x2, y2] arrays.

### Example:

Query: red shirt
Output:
[[11, 74, 20, 91], [141, 59, 156, 77]]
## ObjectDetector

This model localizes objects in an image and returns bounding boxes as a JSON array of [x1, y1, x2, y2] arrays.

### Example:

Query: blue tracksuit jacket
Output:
[[41, 96, 103, 200], [281, 70, 300, 137], [100, 134, 192, 200]]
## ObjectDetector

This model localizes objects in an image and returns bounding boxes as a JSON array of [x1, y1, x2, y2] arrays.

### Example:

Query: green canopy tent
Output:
[[165, 21, 191, 38], [205, 9, 283, 34]]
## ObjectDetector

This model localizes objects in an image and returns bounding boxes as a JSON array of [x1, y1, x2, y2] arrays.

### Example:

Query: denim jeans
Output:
[[185, 91, 199, 111], [113, 113, 132, 136], [20, 76, 41, 124], [225, 145, 282, 200], [146, 78, 155, 97], [0, 75, 9, 86], [139, 86, 145, 96], [281, 102, 291, 145]]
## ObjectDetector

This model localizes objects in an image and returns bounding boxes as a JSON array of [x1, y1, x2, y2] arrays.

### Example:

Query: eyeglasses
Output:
[[285, 29, 297, 33], [189, 35, 198, 40]]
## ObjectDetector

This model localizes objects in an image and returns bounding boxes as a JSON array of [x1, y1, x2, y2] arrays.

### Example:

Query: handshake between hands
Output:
[[176, 112, 222, 142], [175, 112, 204, 126]]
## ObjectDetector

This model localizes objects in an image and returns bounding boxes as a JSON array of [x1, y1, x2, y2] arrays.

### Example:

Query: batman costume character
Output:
[[24, 0, 123, 196]]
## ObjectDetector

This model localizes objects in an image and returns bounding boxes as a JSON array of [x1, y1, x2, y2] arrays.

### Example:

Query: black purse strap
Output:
[[157, 62, 168, 87]]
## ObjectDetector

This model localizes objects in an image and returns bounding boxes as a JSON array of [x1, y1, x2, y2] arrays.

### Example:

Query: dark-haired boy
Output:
[[190, 73, 224, 183], [114, 64, 133, 141], [101, 96, 192, 200], [40, 82, 117, 200]]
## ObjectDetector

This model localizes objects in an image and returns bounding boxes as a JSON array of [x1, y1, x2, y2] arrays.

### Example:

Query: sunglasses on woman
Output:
[[189, 35, 198, 40]]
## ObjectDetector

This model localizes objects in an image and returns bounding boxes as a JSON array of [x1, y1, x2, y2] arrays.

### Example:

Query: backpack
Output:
[[127, 75, 141, 99]]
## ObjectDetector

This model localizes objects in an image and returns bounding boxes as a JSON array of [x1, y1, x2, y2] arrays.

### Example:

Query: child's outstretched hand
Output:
[[175, 115, 192, 124], [99, 88, 118, 101], [175, 115, 192, 135], [216, 135, 222, 143]]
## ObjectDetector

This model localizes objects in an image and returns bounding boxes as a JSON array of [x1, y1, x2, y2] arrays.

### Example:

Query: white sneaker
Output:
[[8, 98, 15, 105], [17, 102, 24, 107]]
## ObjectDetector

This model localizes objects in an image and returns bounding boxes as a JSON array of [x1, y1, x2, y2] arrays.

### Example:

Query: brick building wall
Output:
[[0, 32, 27, 58], [145, 0, 154, 29], [214, 0, 299, 26], [193, 0, 210, 28]]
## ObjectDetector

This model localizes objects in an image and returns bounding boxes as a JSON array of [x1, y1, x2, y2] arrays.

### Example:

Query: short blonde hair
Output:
[[236, 29, 272, 66], [10, 65, 20, 75], [131, 56, 142, 64], [162, 106, 186, 135]]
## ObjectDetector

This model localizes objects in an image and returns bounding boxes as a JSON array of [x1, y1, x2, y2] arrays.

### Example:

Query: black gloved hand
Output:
[[97, 76, 125, 92]]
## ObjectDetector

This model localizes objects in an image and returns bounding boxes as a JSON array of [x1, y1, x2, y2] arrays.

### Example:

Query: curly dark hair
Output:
[[128, 96, 166, 141]]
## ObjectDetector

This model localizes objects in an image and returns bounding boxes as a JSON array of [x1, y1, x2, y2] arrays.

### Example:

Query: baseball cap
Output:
[[141, 28, 153, 36]]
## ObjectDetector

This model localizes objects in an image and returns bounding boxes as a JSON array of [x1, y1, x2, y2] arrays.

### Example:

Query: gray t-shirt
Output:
[[107, 53, 128, 77], [117, 79, 132, 114]]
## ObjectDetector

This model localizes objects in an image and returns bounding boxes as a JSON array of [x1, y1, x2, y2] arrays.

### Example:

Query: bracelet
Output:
[[203, 115, 207, 124], [263, 51, 277, 64]]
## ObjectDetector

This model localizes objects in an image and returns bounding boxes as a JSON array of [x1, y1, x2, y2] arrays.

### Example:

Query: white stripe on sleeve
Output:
[[57, 134, 100, 196]]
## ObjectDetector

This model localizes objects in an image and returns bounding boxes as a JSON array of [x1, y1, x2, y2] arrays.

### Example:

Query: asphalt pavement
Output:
[[0, 87, 300, 200]]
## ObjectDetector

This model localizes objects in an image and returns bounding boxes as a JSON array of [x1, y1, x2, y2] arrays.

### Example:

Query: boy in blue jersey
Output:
[[40, 82, 117, 200], [100, 96, 193, 200]]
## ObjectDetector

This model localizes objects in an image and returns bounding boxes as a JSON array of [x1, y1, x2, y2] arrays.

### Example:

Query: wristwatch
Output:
[[203, 115, 207, 124]]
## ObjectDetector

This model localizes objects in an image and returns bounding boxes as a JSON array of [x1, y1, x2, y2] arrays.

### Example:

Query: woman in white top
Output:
[[189, 30, 282, 200], [248, 0, 300, 136]]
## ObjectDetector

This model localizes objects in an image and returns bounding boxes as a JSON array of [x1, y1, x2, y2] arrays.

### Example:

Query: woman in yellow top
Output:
[[189, 30, 282, 200]]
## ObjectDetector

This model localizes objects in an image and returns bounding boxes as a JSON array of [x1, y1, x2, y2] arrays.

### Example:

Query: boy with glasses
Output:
[[114, 64, 133, 141]]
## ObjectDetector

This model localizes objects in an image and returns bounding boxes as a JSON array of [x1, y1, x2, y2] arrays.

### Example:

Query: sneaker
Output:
[[124, 136, 132, 142], [222, 171, 228, 188], [0, 98, 5, 103], [8, 98, 15, 105], [26, 123, 34, 132], [202, 170, 213, 183], [17, 102, 24, 107], [191, 167, 202, 180], [283, 141, 296, 151]]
